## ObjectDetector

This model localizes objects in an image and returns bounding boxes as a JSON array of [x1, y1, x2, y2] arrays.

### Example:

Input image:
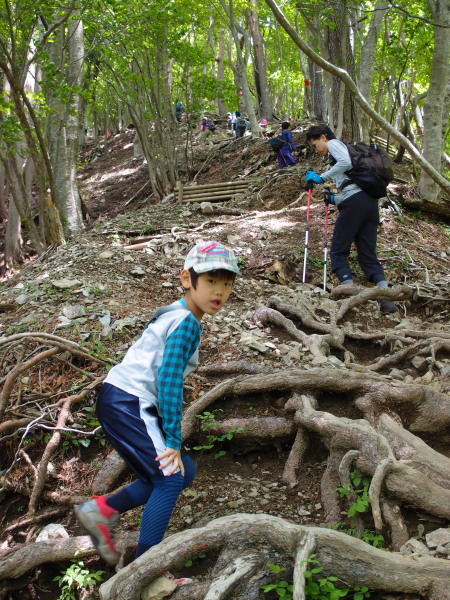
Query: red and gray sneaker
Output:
[[163, 572, 193, 586], [75, 496, 120, 565]]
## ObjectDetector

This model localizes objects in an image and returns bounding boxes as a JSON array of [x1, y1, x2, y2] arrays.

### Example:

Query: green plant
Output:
[[53, 561, 105, 600], [262, 558, 370, 600], [261, 564, 293, 599], [193, 409, 244, 458], [184, 552, 206, 567], [143, 224, 155, 234], [236, 255, 247, 269], [335, 471, 371, 517], [88, 285, 107, 297], [329, 523, 385, 550]]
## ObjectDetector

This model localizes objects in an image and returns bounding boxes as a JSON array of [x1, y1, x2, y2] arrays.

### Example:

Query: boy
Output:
[[305, 125, 397, 314], [75, 241, 240, 566]]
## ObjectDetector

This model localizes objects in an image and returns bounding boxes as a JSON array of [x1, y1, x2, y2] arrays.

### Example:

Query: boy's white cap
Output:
[[184, 241, 240, 275]]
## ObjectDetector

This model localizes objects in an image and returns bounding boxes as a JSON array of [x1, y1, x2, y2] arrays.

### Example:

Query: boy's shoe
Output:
[[75, 497, 120, 565], [163, 572, 193, 585], [379, 300, 398, 314]]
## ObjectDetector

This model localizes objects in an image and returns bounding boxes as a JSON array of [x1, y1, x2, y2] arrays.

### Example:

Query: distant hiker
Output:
[[277, 121, 297, 168], [226, 112, 233, 130], [75, 241, 240, 570], [199, 118, 214, 145], [175, 101, 184, 122], [305, 124, 397, 314], [234, 111, 247, 139]]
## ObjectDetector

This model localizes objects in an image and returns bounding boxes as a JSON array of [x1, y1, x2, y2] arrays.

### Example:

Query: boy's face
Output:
[[181, 270, 234, 321]]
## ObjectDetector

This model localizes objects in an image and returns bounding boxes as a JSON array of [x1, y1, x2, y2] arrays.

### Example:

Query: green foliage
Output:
[[262, 558, 371, 600], [329, 523, 386, 550], [335, 471, 371, 517], [53, 561, 105, 600], [261, 564, 293, 599], [184, 552, 206, 567], [193, 409, 244, 458]]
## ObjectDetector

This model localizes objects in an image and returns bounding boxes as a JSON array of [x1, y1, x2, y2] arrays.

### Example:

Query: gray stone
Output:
[[425, 528, 450, 549], [327, 355, 345, 367], [99, 251, 114, 259], [62, 305, 86, 319], [400, 538, 429, 556], [141, 576, 177, 600], [411, 355, 428, 371], [200, 202, 214, 214], [51, 278, 82, 289], [35, 523, 69, 542], [130, 267, 146, 277], [440, 365, 450, 377], [389, 368, 405, 380], [16, 294, 28, 305], [298, 508, 311, 516]]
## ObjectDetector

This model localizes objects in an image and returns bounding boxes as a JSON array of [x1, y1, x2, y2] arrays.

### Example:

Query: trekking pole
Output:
[[323, 188, 331, 291], [302, 182, 313, 283]]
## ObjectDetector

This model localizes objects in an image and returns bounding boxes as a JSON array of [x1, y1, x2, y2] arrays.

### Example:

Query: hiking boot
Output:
[[379, 300, 398, 314], [164, 572, 194, 585], [75, 497, 120, 565]]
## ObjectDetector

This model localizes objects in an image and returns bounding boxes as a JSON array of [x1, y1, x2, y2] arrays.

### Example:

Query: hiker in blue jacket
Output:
[[278, 121, 297, 168], [305, 124, 397, 314]]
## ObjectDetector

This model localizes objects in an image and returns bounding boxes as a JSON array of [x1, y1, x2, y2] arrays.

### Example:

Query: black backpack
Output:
[[340, 142, 394, 199], [236, 117, 246, 131], [205, 119, 216, 132], [270, 137, 286, 152]]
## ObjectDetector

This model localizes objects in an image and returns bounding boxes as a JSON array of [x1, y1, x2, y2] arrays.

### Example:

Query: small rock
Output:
[[389, 368, 405, 380], [141, 576, 177, 600], [130, 267, 146, 277], [99, 251, 114, 259], [411, 355, 428, 372], [35, 523, 69, 542], [421, 371, 434, 383], [399, 538, 429, 556], [51, 278, 82, 289], [425, 528, 450, 549], [200, 202, 214, 214], [62, 305, 86, 319], [16, 294, 28, 305], [298, 508, 311, 516]]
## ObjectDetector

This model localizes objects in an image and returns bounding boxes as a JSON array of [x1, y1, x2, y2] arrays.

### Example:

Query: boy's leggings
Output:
[[106, 455, 196, 557]]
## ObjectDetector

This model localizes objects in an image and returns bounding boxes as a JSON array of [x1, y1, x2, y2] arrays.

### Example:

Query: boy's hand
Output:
[[156, 447, 185, 476]]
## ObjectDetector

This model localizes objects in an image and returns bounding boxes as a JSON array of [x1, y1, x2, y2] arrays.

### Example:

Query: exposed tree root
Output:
[[95, 514, 450, 600]]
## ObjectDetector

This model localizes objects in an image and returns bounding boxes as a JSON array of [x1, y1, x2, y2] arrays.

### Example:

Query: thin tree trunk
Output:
[[418, 0, 450, 200], [247, 0, 272, 120]]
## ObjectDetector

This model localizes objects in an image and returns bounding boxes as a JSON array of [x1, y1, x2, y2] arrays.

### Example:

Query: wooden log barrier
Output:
[[177, 180, 250, 203]]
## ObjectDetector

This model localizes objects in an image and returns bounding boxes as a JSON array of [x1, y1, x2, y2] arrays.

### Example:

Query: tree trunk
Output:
[[247, 0, 273, 120], [357, 0, 389, 141], [418, 0, 450, 201], [216, 29, 227, 117]]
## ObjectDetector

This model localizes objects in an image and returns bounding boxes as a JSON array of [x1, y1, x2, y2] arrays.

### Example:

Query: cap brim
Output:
[[193, 263, 240, 275]]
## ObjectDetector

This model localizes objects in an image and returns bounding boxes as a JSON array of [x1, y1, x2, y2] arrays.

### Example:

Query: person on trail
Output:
[[198, 118, 214, 146], [75, 242, 240, 572], [234, 111, 246, 139], [277, 121, 297, 168], [175, 101, 184, 123], [305, 124, 397, 314]]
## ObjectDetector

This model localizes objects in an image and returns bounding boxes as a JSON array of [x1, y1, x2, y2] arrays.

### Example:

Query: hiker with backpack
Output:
[[198, 118, 215, 145], [272, 121, 297, 168], [305, 124, 397, 314], [175, 101, 184, 123], [234, 111, 247, 138]]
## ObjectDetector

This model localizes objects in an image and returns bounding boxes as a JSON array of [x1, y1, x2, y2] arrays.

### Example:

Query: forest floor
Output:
[[0, 122, 449, 600]]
